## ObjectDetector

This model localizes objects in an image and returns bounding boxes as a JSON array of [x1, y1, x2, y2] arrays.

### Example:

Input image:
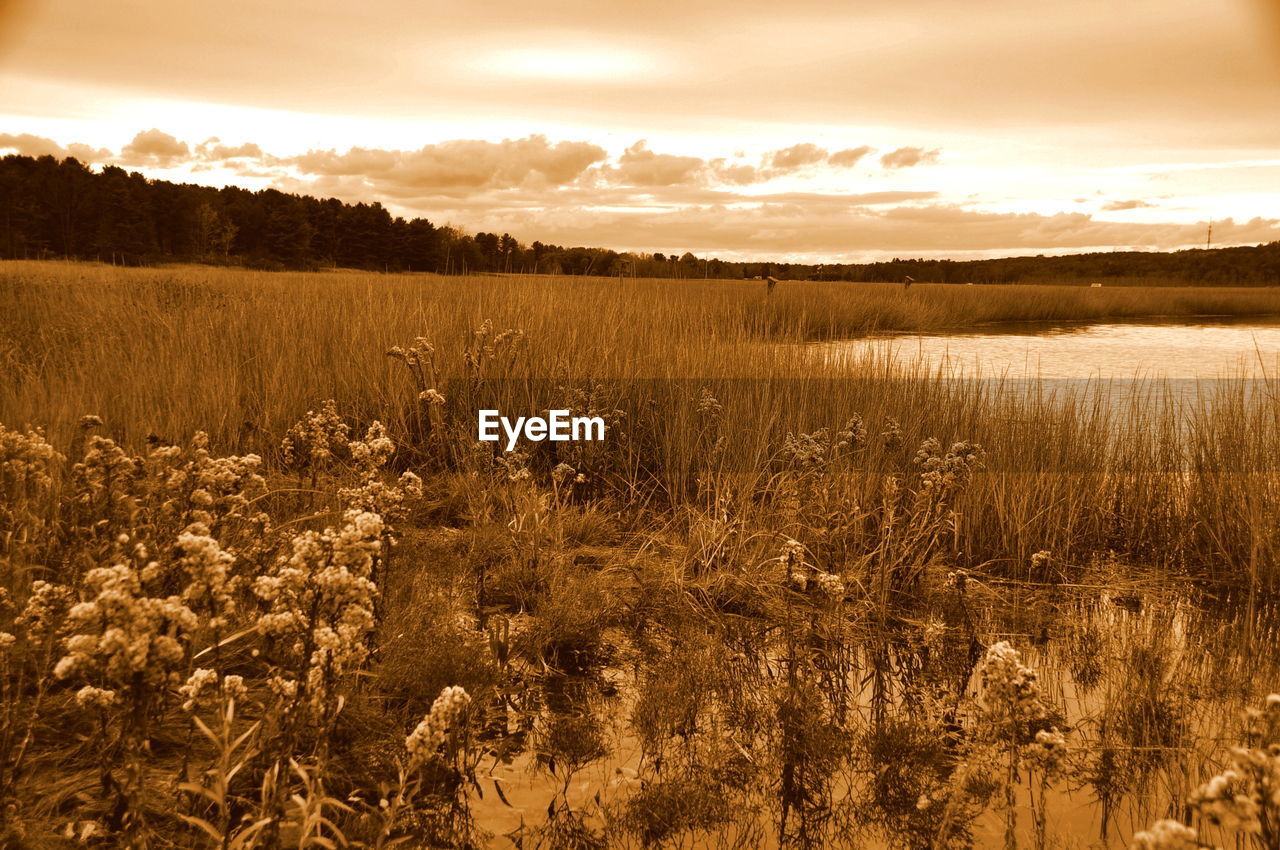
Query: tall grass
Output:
[[2, 260, 1279, 589]]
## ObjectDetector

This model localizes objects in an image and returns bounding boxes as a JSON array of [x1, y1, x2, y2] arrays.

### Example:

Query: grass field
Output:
[[2, 260, 1280, 848]]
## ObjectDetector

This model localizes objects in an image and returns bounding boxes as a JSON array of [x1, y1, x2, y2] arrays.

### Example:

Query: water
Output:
[[467, 583, 1280, 849], [815, 317, 1280, 380]]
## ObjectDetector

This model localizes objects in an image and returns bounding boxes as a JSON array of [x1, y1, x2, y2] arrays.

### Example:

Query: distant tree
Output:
[[402, 218, 439, 272], [94, 167, 156, 264], [263, 197, 313, 266], [499, 233, 519, 272], [193, 201, 220, 257]]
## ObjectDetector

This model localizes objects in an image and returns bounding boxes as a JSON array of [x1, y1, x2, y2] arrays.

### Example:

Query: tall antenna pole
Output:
[[1207, 220, 1213, 249]]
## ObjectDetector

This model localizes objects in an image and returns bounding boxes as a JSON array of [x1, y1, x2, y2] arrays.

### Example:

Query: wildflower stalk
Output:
[[178, 695, 269, 850]]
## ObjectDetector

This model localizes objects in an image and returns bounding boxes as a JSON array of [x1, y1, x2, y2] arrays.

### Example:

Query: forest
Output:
[[3, 152, 1279, 284]]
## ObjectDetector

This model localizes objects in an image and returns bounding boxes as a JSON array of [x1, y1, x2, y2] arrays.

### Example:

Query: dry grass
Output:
[[3, 260, 1278, 587], [2, 260, 1280, 447]]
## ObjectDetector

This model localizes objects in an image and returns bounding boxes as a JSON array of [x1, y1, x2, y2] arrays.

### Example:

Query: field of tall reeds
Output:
[[3, 259, 1280, 849]]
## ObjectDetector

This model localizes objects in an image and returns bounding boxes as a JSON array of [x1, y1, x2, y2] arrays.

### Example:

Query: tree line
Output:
[[2, 153, 1278, 284]]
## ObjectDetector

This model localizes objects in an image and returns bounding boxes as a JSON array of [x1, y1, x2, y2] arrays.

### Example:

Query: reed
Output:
[[2, 260, 1277, 588]]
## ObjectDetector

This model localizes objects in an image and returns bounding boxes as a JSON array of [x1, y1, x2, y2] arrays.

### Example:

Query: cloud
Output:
[[309, 136, 935, 199], [2, 129, 927, 200], [118, 128, 190, 167], [195, 138, 265, 161], [609, 140, 707, 187], [1101, 199, 1155, 211], [760, 143, 876, 175], [709, 160, 757, 185], [288, 135, 608, 194], [880, 147, 941, 169], [829, 146, 873, 167], [0, 132, 111, 162], [766, 143, 828, 171]]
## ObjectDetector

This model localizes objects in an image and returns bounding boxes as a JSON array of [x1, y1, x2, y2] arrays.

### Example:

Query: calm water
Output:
[[469, 585, 1280, 849], [816, 317, 1280, 380]]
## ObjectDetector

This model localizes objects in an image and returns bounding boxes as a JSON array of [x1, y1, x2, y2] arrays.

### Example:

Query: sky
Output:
[[1, 0, 1279, 262]]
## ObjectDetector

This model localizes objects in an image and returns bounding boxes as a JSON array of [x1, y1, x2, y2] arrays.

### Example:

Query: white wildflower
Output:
[[1129, 819, 1200, 850], [74, 686, 118, 710], [814, 572, 845, 599], [405, 685, 472, 766]]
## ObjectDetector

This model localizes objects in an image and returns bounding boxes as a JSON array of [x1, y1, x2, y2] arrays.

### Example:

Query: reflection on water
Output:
[[468, 582, 1280, 849], [815, 317, 1280, 380]]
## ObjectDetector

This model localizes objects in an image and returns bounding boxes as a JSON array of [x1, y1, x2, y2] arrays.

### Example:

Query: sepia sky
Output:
[[2, 0, 1279, 261]]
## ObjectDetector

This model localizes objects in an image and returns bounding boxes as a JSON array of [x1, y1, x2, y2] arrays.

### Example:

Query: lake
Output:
[[813, 316, 1280, 380]]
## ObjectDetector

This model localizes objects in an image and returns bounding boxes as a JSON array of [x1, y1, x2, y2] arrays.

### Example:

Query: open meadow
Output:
[[3, 260, 1280, 848]]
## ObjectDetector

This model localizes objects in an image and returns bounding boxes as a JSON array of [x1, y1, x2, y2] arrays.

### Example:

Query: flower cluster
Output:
[[75, 686, 118, 710], [55, 562, 197, 691], [0, 424, 64, 552], [836, 414, 867, 453], [1026, 727, 1069, 778], [1129, 694, 1280, 847], [552, 463, 576, 487], [915, 439, 986, 493], [178, 667, 220, 712], [1, 424, 62, 489], [175, 524, 239, 632], [339, 471, 423, 522], [813, 571, 845, 600], [977, 641, 1047, 733], [253, 510, 383, 709], [17, 580, 74, 644], [1183, 693, 1280, 836], [695, 387, 723, 424], [386, 337, 435, 368], [1189, 767, 1259, 831], [782, 538, 805, 569], [70, 436, 141, 544], [781, 429, 831, 470], [495, 449, 532, 483], [280, 399, 350, 472], [1030, 550, 1052, 571], [150, 432, 266, 529], [1129, 820, 1201, 850], [335, 420, 424, 523], [177, 668, 247, 712], [348, 421, 395, 471], [779, 539, 845, 598], [387, 339, 443, 419], [880, 417, 904, 451], [405, 685, 472, 767], [463, 319, 525, 377]]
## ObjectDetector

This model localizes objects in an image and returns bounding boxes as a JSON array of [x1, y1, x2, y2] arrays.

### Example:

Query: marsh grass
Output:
[[5, 261, 1280, 849]]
